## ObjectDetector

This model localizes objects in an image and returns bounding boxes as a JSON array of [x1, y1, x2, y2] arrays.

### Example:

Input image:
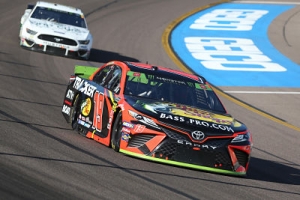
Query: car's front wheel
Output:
[[84, 51, 90, 60], [111, 111, 123, 152]]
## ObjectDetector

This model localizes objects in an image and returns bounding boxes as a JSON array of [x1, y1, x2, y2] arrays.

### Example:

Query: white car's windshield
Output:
[[31, 6, 87, 28]]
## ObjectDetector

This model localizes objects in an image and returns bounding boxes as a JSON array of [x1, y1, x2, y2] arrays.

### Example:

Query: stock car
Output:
[[62, 61, 253, 176], [19, 1, 93, 60]]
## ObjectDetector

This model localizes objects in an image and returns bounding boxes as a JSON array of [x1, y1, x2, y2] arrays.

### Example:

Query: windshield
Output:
[[30, 6, 87, 28], [124, 70, 226, 113]]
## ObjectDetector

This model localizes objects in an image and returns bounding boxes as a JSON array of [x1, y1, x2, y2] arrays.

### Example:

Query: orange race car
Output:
[[61, 61, 253, 176]]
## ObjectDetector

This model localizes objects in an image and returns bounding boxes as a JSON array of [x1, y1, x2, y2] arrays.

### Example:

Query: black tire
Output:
[[111, 111, 123, 152], [71, 94, 80, 130], [85, 51, 90, 60]]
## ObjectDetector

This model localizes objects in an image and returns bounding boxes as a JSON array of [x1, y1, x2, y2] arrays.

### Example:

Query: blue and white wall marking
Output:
[[171, 3, 300, 87]]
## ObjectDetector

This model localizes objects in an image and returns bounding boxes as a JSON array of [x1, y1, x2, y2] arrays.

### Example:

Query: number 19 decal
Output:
[[93, 91, 104, 131]]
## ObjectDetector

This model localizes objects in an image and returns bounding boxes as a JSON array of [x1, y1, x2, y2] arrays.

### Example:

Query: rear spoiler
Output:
[[74, 65, 99, 79]]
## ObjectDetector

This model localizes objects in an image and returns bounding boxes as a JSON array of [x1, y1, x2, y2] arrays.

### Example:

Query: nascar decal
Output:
[[81, 98, 92, 116], [171, 3, 300, 87], [73, 77, 96, 97]]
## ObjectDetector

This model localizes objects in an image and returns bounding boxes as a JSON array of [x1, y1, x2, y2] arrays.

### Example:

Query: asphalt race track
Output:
[[0, 0, 299, 199]]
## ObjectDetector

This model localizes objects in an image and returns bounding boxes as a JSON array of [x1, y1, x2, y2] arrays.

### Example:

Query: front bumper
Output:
[[120, 121, 251, 176], [20, 34, 90, 59], [120, 149, 247, 176], [127, 133, 250, 172]]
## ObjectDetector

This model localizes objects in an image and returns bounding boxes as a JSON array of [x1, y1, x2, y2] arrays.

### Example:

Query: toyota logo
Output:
[[54, 37, 63, 43], [191, 131, 205, 140]]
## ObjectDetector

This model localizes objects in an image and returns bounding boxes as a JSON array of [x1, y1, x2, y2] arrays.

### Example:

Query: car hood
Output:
[[26, 18, 90, 39], [125, 96, 247, 135]]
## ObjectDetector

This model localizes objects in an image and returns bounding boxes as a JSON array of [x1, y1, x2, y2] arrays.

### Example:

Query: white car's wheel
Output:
[[85, 52, 90, 60], [19, 25, 24, 46], [19, 36, 22, 46], [82, 51, 90, 60]]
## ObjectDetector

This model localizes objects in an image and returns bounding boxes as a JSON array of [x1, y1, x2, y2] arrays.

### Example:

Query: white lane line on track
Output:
[[225, 91, 300, 94], [232, 1, 300, 5]]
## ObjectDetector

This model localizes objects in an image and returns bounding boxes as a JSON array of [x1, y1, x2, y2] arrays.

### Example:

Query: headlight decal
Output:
[[128, 110, 160, 129], [79, 40, 90, 45], [26, 28, 37, 35], [231, 132, 250, 143]]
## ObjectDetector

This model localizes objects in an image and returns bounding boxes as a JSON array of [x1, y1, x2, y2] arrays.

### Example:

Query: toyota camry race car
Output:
[[62, 61, 253, 176], [19, 1, 93, 60]]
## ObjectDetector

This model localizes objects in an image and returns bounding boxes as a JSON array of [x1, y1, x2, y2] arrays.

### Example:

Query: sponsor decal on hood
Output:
[[28, 19, 88, 36], [126, 97, 246, 134], [142, 102, 233, 125]]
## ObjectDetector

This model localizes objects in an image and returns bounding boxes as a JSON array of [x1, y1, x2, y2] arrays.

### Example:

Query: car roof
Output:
[[35, 1, 83, 15], [125, 61, 206, 82]]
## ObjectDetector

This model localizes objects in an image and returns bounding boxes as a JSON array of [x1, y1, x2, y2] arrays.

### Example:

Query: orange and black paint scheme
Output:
[[62, 61, 252, 176]]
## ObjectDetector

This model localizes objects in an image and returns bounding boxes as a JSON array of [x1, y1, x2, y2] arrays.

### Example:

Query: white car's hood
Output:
[[27, 18, 90, 40]]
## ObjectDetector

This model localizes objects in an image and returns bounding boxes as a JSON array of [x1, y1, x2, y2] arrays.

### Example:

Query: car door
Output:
[[91, 64, 122, 138]]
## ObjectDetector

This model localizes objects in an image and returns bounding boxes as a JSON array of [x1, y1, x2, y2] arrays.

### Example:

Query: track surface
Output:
[[0, 0, 299, 199]]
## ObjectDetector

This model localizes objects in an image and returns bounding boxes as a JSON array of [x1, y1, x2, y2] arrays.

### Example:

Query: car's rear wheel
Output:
[[111, 111, 123, 152], [71, 94, 80, 130]]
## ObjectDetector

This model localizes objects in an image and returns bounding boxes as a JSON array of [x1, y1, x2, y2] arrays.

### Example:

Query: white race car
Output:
[[19, 1, 93, 60]]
